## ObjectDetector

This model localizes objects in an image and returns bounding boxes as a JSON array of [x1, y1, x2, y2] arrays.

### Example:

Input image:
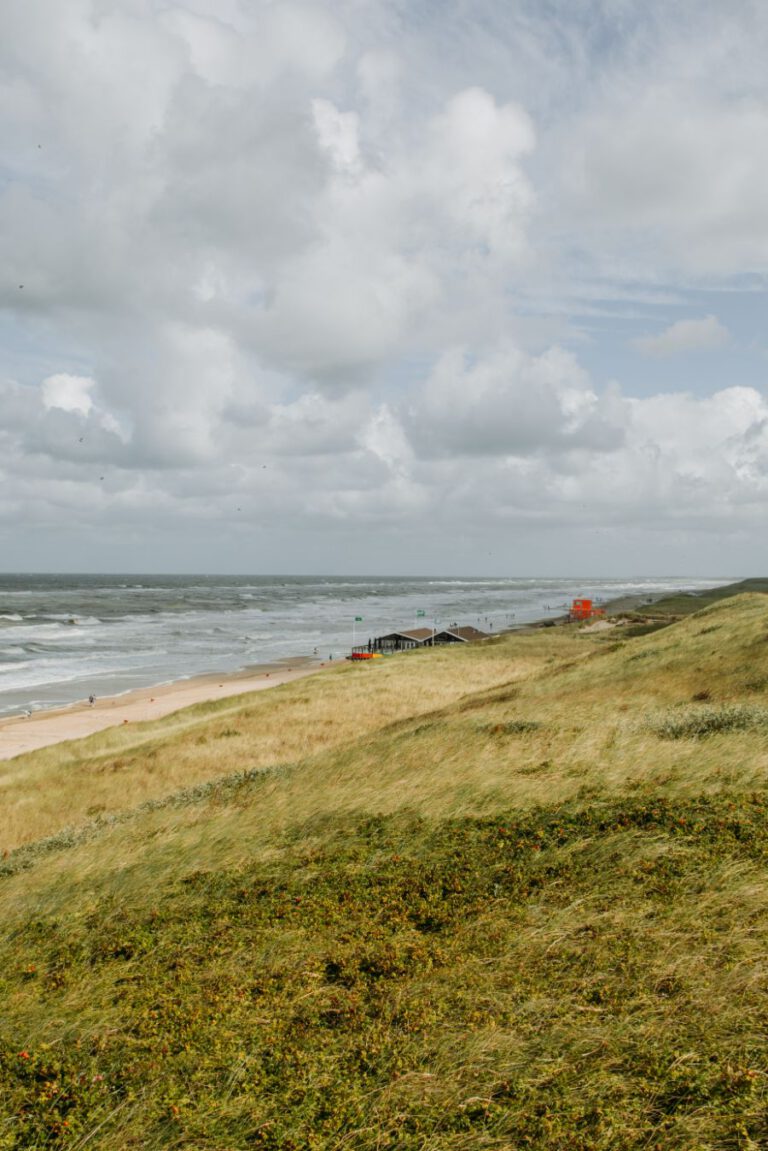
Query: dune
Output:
[[2, 594, 768, 1148]]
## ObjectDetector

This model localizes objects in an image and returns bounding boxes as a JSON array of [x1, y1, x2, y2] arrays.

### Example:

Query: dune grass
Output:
[[3, 594, 768, 1147], [0, 631, 574, 856], [617, 576, 768, 620], [3, 797, 768, 1149]]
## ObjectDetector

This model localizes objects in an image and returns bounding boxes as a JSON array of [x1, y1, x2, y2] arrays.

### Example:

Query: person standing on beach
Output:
[[88, 694, 95, 707]]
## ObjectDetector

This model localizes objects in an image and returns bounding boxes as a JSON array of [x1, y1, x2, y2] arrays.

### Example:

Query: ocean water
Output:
[[0, 574, 728, 718]]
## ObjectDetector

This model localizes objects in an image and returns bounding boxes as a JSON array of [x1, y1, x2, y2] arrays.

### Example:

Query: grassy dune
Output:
[[1, 634, 566, 855], [613, 576, 768, 620], [2, 595, 768, 1148]]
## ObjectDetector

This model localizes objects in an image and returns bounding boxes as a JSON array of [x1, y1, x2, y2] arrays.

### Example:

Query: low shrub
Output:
[[478, 719, 541, 736], [623, 621, 672, 638], [648, 704, 768, 740]]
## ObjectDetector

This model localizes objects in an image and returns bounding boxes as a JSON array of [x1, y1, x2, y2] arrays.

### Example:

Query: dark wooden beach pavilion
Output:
[[432, 626, 488, 644], [369, 628, 434, 652], [364, 625, 489, 653]]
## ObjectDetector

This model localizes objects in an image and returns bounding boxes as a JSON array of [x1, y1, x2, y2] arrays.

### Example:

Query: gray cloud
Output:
[[2, 1, 768, 573], [403, 345, 626, 457]]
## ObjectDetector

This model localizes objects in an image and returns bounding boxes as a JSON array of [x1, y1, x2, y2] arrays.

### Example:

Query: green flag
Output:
[[416, 609, 426, 617], [354, 616, 363, 622]]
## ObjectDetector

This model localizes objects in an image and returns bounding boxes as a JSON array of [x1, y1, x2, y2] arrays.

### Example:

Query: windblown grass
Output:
[[2, 797, 768, 1149], [647, 703, 768, 740], [0, 632, 574, 855], [619, 576, 768, 618], [3, 593, 768, 1147]]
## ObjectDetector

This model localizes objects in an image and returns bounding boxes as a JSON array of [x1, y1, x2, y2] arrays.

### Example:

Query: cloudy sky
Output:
[[3, 0, 768, 575]]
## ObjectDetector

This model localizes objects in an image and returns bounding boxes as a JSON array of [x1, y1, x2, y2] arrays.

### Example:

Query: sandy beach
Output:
[[0, 579, 723, 763], [0, 659, 329, 761]]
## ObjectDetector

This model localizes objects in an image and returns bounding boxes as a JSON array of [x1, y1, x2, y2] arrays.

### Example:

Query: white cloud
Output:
[[312, 99, 363, 177], [41, 374, 95, 416], [262, 392, 371, 457], [161, 3, 346, 90], [424, 87, 535, 261], [3, 1, 768, 571], [256, 86, 535, 382], [549, 10, 768, 283], [404, 344, 624, 457], [632, 315, 730, 357]]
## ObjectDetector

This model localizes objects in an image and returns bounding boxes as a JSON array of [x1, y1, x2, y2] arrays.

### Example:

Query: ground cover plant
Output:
[[3, 593, 768, 1148], [3, 796, 768, 1150], [647, 703, 768, 740]]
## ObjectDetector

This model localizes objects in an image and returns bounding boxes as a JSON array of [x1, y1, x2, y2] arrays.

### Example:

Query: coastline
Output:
[[0, 658, 329, 761], [0, 578, 741, 762], [513, 582, 736, 632], [505, 588, 672, 632]]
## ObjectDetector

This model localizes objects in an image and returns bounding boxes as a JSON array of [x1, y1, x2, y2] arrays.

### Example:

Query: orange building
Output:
[[569, 598, 606, 621]]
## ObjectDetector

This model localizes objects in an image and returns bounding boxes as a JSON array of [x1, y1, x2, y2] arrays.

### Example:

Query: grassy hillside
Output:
[[614, 576, 768, 619], [1, 632, 572, 855], [2, 595, 768, 1148]]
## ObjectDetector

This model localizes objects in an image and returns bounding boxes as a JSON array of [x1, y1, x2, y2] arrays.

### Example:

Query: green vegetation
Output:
[[648, 703, 768, 740], [620, 621, 670, 638], [618, 577, 768, 621], [3, 592, 768, 1148], [1, 634, 564, 855]]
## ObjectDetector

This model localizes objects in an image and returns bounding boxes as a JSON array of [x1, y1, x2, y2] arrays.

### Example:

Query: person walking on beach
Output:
[[88, 694, 95, 707]]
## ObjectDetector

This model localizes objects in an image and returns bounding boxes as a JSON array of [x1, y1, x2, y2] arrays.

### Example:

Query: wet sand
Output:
[[0, 660, 330, 761]]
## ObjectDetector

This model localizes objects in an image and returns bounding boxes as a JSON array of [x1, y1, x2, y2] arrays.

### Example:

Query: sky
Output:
[[2, 0, 768, 576]]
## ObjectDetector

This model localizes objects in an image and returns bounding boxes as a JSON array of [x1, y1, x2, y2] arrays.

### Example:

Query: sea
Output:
[[0, 574, 730, 718]]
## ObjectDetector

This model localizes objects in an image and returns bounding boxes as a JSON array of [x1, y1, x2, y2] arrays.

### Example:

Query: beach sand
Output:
[[0, 659, 329, 761]]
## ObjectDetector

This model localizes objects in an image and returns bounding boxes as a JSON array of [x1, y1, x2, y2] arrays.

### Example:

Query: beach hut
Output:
[[431, 626, 488, 644], [370, 628, 434, 652], [368, 625, 489, 652]]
